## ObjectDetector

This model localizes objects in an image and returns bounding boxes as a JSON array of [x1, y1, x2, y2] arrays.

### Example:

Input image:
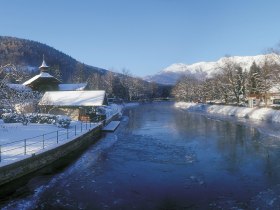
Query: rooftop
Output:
[[39, 90, 107, 107]]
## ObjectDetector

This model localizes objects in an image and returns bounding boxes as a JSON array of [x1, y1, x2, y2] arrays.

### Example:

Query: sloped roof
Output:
[[39, 90, 106, 107], [39, 59, 49, 69], [23, 72, 60, 86], [269, 85, 280, 94], [58, 83, 87, 91], [6, 84, 32, 91]]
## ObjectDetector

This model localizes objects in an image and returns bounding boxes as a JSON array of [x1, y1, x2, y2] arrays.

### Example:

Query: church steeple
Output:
[[39, 55, 49, 72]]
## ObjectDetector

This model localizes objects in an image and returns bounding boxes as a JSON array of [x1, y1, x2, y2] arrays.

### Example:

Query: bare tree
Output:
[[0, 64, 41, 124], [258, 56, 275, 106], [172, 75, 202, 102], [216, 57, 246, 104], [103, 71, 115, 97]]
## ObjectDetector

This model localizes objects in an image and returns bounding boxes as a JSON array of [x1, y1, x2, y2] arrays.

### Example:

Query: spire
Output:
[[39, 54, 49, 72]]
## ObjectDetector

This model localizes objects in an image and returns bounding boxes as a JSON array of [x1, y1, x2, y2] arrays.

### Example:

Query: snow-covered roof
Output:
[[6, 84, 32, 91], [58, 83, 87, 91], [39, 90, 106, 107], [23, 72, 58, 86], [39, 59, 49, 69], [269, 85, 280, 94]]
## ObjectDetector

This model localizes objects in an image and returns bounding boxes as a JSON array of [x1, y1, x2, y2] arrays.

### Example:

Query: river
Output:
[[2, 102, 280, 209]]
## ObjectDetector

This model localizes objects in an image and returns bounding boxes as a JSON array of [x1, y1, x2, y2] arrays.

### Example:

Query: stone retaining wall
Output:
[[0, 112, 120, 187]]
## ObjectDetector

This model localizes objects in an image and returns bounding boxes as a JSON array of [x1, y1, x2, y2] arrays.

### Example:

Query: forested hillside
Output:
[[0, 36, 171, 100], [0, 36, 106, 82]]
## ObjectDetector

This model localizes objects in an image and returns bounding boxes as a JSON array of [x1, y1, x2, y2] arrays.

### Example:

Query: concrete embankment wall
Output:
[[0, 113, 119, 187]]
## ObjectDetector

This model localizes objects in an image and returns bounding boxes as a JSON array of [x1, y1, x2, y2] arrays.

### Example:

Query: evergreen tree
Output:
[[248, 61, 261, 94], [72, 63, 86, 83], [49, 64, 62, 81]]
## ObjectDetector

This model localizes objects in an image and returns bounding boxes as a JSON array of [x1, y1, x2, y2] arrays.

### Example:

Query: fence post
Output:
[[75, 125, 77, 136], [67, 128, 69, 139], [86, 121, 88, 130], [81, 122, 83, 132], [24, 139, 27, 155], [0, 145, 1, 162], [57, 131, 59, 144], [43, 134, 45, 149]]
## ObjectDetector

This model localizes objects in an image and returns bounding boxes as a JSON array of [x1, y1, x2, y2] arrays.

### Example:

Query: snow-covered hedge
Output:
[[0, 108, 13, 119], [1, 113, 71, 128], [1, 113, 19, 123]]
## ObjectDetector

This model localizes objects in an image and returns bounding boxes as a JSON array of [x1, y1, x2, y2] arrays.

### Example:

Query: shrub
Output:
[[1, 113, 20, 123], [1, 113, 71, 128], [56, 115, 71, 128]]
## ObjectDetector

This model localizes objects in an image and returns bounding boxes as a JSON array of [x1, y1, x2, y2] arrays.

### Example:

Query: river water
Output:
[[2, 102, 280, 209]]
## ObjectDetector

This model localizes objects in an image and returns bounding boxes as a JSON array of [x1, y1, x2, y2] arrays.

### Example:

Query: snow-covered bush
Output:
[[1, 113, 71, 128], [0, 108, 13, 119], [56, 115, 71, 128], [1, 113, 20, 123]]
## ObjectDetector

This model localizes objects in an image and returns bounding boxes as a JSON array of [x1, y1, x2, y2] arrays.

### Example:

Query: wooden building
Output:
[[39, 90, 108, 121], [23, 57, 88, 92], [23, 58, 61, 91]]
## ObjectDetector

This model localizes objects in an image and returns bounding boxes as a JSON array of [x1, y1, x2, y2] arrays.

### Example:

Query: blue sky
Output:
[[1, 0, 280, 76]]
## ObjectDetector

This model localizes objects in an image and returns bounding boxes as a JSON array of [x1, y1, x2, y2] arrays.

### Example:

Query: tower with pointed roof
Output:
[[23, 56, 61, 91], [22, 55, 88, 92], [39, 55, 49, 72]]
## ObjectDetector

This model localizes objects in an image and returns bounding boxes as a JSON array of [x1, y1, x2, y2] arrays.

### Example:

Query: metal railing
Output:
[[0, 120, 98, 163]]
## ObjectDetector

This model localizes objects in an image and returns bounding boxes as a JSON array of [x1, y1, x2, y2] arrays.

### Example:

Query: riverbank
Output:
[[175, 102, 280, 123], [0, 103, 122, 187], [3, 102, 280, 210]]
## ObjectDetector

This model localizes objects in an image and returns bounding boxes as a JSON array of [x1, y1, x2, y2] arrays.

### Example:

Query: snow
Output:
[[0, 120, 101, 166], [6, 84, 32, 91], [162, 54, 276, 75], [23, 72, 57, 86], [145, 53, 278, 84], [102, 104, 123, 120], [124, 102, 140, 108], [175, 102, 280, 123], [102, 121, 120, 131], [39, 59, 49, 69], [0, 103, 122, 166], [269, 85, 280, 94], [58, 83, 87, 91], [39, 90, 106, 107], [26, 66, 37, 72]]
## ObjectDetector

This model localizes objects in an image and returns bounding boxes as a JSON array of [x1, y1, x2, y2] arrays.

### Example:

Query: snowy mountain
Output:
[[145, 54, 276, 85]]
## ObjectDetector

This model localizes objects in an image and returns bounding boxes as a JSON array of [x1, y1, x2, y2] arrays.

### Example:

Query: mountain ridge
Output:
[[145, 54, 276, 85]]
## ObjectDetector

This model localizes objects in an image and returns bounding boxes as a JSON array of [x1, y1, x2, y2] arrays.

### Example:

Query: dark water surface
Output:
[[2, 102, 280, 209]]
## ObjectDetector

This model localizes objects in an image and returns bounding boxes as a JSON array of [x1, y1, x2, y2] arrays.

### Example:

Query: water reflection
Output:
[[2, 102, 280, 209]]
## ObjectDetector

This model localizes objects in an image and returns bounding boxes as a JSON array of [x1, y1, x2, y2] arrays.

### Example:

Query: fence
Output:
[[0, 121, 98, 163]]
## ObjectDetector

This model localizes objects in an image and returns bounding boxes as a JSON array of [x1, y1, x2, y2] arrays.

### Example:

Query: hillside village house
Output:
[[248, 85, 280, 108], [19, 57, 108, 120]]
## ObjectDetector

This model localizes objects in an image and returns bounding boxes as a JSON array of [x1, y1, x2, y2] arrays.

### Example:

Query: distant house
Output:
[[248, 85, 280, 108], [39, 90, 108, 121], [268, 85, 280, 107], [247, 94, 261, 108]]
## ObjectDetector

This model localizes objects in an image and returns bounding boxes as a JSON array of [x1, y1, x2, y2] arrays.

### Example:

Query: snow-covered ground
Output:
[[124, 102, 140, 108], [0, 104, 122, 166], [0, 120, 101, 166], [175, 102, 280, 123]]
